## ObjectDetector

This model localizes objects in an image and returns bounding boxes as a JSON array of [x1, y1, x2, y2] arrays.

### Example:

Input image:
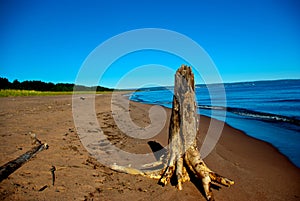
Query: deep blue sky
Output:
[[0, 0, 299, 88]]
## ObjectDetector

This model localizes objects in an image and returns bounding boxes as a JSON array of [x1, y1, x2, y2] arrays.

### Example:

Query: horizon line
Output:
[[1, 76, 299, 90]]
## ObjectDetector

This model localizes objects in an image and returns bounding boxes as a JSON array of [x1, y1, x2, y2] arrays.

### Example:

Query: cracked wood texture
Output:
[[159, 65, 234, 201]]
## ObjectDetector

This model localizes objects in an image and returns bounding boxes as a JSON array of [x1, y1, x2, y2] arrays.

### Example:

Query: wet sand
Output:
[[0, 94, 299, 200]]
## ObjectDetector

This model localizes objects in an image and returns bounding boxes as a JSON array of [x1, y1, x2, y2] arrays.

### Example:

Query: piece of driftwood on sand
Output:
[[111, 65, 234, 201], [0, 134, 48, 182]]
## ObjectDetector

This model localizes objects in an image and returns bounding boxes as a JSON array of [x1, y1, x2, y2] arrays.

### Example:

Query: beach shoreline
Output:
[[130, 79, 300, 168], [129, 98, 299, 168], [0, 94, 299, 200]]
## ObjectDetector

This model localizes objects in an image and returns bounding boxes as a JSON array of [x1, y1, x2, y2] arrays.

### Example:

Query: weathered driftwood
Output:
[[0, 135, 48, 182], [111, 65, 234, 200], [159, 65, 233, 200]]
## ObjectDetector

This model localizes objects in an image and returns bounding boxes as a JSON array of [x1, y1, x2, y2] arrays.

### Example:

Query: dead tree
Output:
[[111, 65, 234, 200], [159, 65, 234, 200]]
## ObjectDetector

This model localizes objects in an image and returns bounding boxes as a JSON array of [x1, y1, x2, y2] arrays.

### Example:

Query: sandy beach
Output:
[[0, 93, 299, 201]]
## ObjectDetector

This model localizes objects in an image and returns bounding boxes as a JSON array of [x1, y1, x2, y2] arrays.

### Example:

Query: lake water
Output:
[[129, 79, 300, 167]]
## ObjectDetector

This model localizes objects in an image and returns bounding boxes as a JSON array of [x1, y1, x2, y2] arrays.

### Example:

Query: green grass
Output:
[[0, 89, 112, 97]]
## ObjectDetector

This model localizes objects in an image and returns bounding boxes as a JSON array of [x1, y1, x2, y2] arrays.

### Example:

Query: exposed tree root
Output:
[[110, 65, 234, 200]]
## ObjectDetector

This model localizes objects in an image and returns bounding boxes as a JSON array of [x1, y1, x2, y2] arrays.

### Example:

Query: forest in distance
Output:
[[0, 77, 114, 92]]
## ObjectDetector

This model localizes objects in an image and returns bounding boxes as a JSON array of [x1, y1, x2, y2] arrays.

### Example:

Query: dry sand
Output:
[[0, 93, 299, 201]]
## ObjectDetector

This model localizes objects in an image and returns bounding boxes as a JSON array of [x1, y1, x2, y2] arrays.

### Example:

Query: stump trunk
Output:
[[110, 65, 234, 201], [159, 65, 233, 200]]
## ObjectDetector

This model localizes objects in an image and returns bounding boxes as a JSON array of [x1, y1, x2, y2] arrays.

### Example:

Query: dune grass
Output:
[[0, 89, 112, 97]]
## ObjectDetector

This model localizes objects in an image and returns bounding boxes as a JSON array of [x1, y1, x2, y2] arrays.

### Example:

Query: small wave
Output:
[[265, 98, 300, 103], [198, 105, 300, 126], [130, 96, 149, 104]]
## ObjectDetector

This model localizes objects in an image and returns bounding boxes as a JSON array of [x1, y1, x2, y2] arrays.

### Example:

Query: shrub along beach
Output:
[[0, 77, 114, 97]]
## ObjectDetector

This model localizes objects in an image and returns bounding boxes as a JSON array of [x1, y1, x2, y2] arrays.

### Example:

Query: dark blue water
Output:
[[129, 79, 300, 167]]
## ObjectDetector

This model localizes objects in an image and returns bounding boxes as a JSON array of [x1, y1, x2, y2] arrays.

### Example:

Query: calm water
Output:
[[129, 79, 300, 167]]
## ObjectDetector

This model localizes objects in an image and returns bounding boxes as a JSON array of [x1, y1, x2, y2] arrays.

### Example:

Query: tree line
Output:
[[0, 77, 113, 92]]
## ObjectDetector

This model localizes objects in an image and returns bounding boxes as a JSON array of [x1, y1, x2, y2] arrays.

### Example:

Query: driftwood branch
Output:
[[110, 65, 234, 200], [0, 134, 48, 182]]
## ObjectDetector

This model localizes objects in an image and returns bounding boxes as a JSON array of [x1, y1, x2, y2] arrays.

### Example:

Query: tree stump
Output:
[[111, 65, 234, 200], [159, 65, 234, 200]]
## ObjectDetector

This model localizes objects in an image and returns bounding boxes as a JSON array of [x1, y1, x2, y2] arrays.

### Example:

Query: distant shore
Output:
[[0, 94, 299, 200], [0, 89, 116, 97]]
